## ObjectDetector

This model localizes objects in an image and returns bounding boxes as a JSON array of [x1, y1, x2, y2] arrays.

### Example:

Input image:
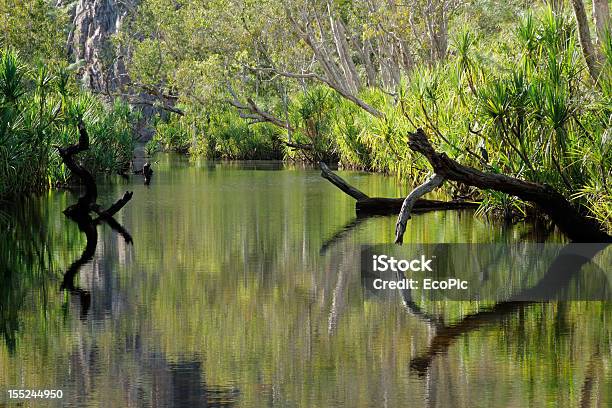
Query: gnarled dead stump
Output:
[[57, 120, 133, 222], [57, 120, 134, 315]]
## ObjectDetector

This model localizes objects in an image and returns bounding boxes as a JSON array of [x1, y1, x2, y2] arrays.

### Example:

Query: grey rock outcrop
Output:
[[63, 0, 135, 93]]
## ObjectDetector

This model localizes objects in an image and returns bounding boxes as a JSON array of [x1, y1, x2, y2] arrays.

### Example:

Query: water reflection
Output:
[[0, 158, 610, 407]]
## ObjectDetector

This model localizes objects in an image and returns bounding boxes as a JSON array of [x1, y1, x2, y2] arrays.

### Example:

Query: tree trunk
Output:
[[395, 174, 445, 244], [407, 128, 611, 242], [425, 1, 449, 62], [329, 13, 361, 93], [592, 0, 611, 46], [57, 121, 98, 219], [285, 8, 383, 117], [572, 0, 601, 82], [355, 37, 377, 87], [57, 120, 133, 221]]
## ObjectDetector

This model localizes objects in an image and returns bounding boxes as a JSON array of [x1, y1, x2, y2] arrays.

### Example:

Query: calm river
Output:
[[1, 156, 610, 407]]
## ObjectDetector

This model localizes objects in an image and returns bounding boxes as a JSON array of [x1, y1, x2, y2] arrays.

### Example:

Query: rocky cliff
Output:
[[62, 0, 136, 94]]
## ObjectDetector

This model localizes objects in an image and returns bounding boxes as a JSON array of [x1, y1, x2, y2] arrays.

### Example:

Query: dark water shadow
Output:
[[0, 198, 58, 353], [163, 359, 240, 407], [319, 215, 369, 255]]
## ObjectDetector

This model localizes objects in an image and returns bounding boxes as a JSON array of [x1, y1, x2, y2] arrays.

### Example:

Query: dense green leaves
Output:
[[0, 49, 136, 198]]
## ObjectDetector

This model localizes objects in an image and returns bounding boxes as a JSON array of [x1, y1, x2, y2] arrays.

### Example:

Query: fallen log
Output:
[[356, 197, 478, 215], [319, 162, 478, 216], [406, 128, 612, 243], [320, 162, 368, 201]]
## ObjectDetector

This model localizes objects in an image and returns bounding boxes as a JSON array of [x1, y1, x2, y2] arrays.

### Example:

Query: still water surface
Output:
[[1, 156, 610, 407]]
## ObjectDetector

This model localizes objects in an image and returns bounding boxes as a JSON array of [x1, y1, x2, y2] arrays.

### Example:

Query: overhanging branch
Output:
[[407, 128, 611, 242], [227, 84, 293, 130], [253, 66, 384, 118]]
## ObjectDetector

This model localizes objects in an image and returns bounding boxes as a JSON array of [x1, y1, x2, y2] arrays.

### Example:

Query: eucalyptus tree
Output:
[[570, 0, 611, 83], [0, 0, 68, 64]]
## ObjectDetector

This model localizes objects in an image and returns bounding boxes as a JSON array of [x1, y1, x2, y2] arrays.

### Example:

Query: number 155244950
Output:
[[7, 389, 63, 399]]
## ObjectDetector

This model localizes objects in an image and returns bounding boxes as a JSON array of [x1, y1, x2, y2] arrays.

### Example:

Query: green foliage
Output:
[[0, 0, 68, 64], [334, 6, 609, 229], [0, 49, 136, 199], [286, 86, 341, 162], [153, 110, 284, 160], [121, 1, 610, 230], [198, 110, 283, 160], [208, 115, 283, 160], [149, 114, 192, 154]]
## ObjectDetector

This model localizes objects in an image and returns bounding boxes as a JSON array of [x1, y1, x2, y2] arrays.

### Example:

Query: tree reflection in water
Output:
[[60, 213, 132, 318], [407, 243, 610, 375], [57, 208, 240, 405], [322, 216, 610, 407]]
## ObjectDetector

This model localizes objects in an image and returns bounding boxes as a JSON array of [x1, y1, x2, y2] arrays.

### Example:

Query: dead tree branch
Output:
[[259, 67, 383, 118], [56, 120, 134, 221], [407, 128, 612, 242], [227, 84, 293, 130], [395, 174, 445, 244], [57, 121, 98, 217], [320, 161, 369, 200], [320, 161, 478, 215]]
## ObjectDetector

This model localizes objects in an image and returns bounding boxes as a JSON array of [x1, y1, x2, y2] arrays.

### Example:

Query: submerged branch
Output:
[[356, 197, 478, 215], [93, 191, 134, 220]]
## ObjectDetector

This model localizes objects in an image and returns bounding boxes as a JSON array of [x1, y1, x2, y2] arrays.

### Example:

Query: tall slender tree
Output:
[[571, 0, 601, 81]]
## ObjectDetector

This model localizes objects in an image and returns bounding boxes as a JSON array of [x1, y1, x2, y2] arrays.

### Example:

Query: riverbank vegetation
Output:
[[1, 0, 610, 234], [0, 0, 136, 200], [0, 48, 136, 198], [0, 55, 135, 194], [123, 0, 610, 232]]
